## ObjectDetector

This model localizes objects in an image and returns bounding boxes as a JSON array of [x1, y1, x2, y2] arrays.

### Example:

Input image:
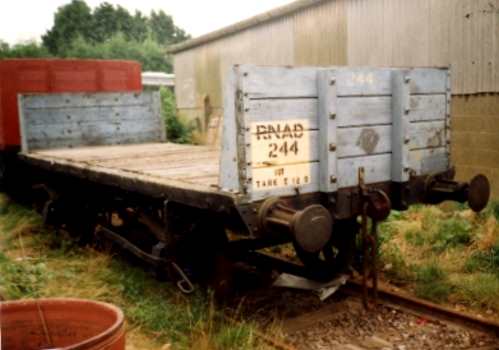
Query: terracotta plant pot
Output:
[[1, 298, 125, 350]]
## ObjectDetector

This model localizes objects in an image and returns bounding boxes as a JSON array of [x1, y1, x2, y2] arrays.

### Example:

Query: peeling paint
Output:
[[357, 128, 380, 154]]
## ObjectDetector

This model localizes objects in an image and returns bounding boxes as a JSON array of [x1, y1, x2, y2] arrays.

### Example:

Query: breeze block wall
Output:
[[452, 94, 499, 198]]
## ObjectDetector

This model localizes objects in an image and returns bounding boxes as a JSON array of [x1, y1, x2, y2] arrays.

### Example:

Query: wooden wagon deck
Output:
[[19, 142, 235, 209]]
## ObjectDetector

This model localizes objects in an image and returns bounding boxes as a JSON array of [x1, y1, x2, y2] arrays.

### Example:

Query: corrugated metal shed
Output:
[[171, 0, 499, 105]]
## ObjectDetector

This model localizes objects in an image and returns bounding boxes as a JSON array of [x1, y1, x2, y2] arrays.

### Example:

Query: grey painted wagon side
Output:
[[220, 65, 450, 203]]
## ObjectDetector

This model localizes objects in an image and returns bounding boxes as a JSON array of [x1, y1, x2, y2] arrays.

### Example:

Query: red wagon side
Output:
[[0, 59, 142, 151]]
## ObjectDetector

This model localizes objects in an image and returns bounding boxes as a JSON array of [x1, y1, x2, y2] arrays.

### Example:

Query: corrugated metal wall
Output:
[[175, 0, 499, 114], [347, 0, 499, 94]]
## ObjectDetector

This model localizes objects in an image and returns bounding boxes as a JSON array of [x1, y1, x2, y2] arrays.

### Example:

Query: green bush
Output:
[[160, 87, 193, 143]]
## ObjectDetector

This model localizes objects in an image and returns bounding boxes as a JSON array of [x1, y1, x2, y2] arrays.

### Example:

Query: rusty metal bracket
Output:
[[170, 261, 195, 294], [358, 167, 380, 310], [95, 226, 195, 294]]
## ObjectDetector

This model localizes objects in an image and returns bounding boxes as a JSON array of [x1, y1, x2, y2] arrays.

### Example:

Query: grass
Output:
[[378, 200, 499, 314], [413, 262, 453, 302], [0, 194, 270, 350]]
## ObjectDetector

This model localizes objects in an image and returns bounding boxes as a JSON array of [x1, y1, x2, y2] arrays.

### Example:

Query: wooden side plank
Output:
[[26, 131, 164, 151], [240, 65, 319, 99], [336, 121, 446, 158], [337, 125, 392, 157], [410, 147, 448, 175], [337, 154, 392, 188], [409, 94, 446, 121], [20, 91, 163, 152], [24, 105, 155, 126], [409, 120, 446, 150], [22, 92, 152, 109], [245, 98, 318, 128], [337, 96, 392, 126], [410, 68, 448, 94], [335, 68, 393, 96]]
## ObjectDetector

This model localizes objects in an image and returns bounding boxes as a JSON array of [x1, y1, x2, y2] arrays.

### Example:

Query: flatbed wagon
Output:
[[11, 65, 491, 294]]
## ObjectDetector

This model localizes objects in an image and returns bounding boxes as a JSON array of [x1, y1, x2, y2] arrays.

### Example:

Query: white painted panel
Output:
[[250, 127, 318, 167], [251, 162, 319, 201], [337, 153, 392, 188]]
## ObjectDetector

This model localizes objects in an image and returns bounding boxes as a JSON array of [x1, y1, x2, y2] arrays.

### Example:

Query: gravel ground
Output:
[[286, 299, 498, 350], [232, 285, 498, 350]]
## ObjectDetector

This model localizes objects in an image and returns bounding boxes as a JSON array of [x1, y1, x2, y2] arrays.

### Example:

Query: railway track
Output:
[[231, 275, 499, 350]]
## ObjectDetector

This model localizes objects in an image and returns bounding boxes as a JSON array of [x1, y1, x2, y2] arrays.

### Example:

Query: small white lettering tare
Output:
[[252, 162, 313, 191]]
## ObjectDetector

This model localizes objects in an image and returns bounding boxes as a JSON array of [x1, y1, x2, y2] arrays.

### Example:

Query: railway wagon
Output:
[[11, 65, 490, 293], [0, 59, 142, 188]]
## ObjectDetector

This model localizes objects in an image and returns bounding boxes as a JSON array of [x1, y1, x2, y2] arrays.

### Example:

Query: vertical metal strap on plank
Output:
[[219, 67, 241, 194], [318, 70, 338, 193], [445, 68, 452, 168], [391, 70, 411, 182], [18, 95, 29, 153], [236, 67, 253, 199]]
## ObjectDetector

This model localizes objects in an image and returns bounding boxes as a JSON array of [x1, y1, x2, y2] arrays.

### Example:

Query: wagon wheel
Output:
[[294, 218, 359, 281]]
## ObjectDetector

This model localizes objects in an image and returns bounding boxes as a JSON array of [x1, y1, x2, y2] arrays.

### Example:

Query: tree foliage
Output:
[[65, 34, 171, 72], [0, 41, 51, 59], [42, 0, 93, 55], [1, 0, 190, 72]]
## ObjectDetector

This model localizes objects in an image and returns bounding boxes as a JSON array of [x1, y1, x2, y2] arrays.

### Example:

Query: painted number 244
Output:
[[268, 141, 299, 158]]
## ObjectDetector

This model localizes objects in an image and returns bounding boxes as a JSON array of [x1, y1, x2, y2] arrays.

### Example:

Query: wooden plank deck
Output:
[[21, 143, 233, 206]]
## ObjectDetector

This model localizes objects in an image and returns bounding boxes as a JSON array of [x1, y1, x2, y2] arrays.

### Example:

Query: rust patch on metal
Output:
[[357, 128, 380, 154]]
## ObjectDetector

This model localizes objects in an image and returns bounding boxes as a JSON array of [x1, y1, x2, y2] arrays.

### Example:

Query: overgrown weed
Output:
[[379, 200, 499, 315], [413, 262, 453, 302]]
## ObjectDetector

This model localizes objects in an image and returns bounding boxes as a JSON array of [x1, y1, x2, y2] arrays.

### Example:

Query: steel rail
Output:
[[344, 279, 499, 337]]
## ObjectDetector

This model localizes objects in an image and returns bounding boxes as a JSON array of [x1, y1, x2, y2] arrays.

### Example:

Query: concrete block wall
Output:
[[452, 94, 499, 198]]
